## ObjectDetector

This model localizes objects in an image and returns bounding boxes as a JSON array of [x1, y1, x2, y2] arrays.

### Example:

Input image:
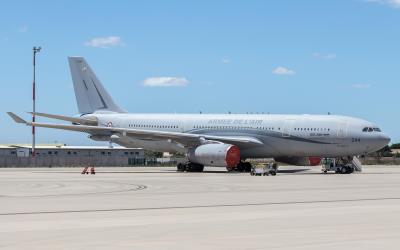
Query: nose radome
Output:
[[382, 134, 391, 145], [378, 133, 391, 147]]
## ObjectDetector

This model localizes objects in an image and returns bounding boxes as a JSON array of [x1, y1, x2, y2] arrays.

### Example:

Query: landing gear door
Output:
[[337, 122, 348, 138]]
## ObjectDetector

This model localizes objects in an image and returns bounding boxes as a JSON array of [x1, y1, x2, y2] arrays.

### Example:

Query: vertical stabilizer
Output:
[[68, 57, 125, 114]]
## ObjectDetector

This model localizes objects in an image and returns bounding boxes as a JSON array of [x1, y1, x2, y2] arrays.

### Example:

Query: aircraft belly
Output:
[[287, 141, 327, 156], [259, 136, 332, 158], [97, 131, 361, 159]]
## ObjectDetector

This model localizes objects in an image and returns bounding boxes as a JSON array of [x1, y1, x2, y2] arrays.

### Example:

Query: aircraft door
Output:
[[282, 120, 295, 137], [337, 122, 348, 138]]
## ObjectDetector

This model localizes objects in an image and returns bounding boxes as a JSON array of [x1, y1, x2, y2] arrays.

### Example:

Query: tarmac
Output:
[[1, 165, 400, 250]]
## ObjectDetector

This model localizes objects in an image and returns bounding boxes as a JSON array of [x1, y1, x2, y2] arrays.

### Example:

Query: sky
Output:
[[0, 0, 399, 145]]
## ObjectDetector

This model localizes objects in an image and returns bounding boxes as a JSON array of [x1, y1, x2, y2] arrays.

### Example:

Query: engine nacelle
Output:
[[275, 156, 321, 166], [188, 143, 240, 167]]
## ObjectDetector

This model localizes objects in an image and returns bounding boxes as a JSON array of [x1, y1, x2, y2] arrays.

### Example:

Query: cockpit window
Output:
[[363, 127, 382, 132]]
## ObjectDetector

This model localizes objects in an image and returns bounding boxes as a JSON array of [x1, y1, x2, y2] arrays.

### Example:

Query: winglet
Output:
[[7, 112, 28, 124]]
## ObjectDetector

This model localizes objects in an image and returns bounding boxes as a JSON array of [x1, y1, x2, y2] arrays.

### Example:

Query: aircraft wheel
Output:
[[177, 163, 186, 172], [236, 162, 245, 172], [244, 162, 252, 172], [186, 163, 204, 172], [196, 165, 204, 172]]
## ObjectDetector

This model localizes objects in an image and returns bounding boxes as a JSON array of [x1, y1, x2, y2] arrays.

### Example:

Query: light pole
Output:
[[32, 46, 41, 157]]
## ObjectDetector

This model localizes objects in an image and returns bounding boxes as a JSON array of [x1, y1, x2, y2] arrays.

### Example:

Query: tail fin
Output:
[[68, 57, 125, 114]]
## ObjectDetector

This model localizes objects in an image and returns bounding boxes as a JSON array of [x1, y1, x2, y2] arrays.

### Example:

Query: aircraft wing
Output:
[[28, 112, 97, 125], [7, 112, 263, 148]]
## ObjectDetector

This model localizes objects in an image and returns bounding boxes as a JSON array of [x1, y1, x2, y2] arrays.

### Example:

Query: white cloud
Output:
[[18, 26, 28, 33], [313, 52, 336, 60], [143, 77, 189, 87], [221, 58, 231, 64], [84, 36, 124, 48], [367, 0, 400, 8], [272, 66, 295, 75], [352, 84, 371, 89]]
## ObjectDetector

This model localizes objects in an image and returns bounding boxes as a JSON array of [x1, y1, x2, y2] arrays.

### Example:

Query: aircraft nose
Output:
[[382, 134, 391, 146], [365, 133, 391, 153], [377, 133, 391, 148]]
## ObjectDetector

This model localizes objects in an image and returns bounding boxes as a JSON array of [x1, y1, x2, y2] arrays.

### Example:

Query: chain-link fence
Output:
[[0, 156, 185, 168], [0, 156, 131, 167]]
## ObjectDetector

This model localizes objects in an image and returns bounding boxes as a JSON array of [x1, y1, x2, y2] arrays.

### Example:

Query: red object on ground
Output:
[[81, 166, 89, 174], [90, 166, 96, 175]]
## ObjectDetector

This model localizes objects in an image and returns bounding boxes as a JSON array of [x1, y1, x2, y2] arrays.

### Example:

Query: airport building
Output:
[[0, 144, 146, 167]]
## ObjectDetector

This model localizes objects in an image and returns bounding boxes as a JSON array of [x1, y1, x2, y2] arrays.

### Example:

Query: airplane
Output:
[[7, 57, 391, 173]]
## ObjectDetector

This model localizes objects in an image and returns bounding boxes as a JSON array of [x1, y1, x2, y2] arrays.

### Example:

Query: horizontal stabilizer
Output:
[[7, 112, 28, 124]]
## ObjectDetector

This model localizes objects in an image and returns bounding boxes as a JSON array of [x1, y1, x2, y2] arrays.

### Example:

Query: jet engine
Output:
[[275, 156, 321, 166], [188, 143, 240, 167]]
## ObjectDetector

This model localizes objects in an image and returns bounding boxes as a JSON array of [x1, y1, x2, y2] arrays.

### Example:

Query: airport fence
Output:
[[0, 156, 184, 168], [360, 157, 400, 165]]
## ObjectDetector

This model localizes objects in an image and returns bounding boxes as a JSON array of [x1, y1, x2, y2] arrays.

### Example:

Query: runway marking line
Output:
[[0, 197, 399, 216]]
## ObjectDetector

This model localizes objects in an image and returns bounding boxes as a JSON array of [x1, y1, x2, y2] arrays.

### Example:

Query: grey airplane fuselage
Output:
[[87, 113, 390, 158]]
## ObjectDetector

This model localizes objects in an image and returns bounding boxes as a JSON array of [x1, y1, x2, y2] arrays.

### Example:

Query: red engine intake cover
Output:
[[226, 145, 241, 167]]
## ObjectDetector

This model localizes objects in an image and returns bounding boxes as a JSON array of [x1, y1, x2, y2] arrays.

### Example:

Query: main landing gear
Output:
[[177, 162, 204, 172], [176, 161, 279, 174], [228, 161, 278, 173], [234, 161, 253, 172]]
